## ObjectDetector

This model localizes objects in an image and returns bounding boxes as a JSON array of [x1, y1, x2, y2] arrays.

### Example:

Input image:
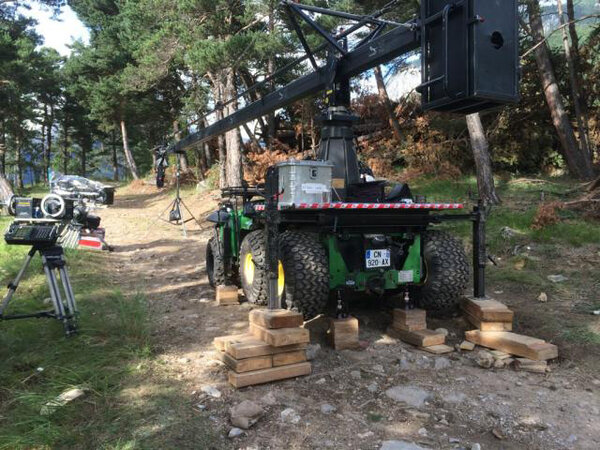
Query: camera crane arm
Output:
[[170, 1, 420, 155]]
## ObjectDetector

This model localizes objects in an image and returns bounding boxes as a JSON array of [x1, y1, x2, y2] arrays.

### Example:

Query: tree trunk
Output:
[[374, 65, 403, 143], [44, 104, 53, 184], [111, 129, 119, 181], [527, 0, 593, 180], [16, 136, 23, 189], [466, 113, 501, 205], [120, 119, 139, 179], [0, 173, 13, 203], [0, 124, 6, 176], [557, 0, 591, 160], [62, 115, 68, 174], [81, 144, 87, 177], [224, 70, 243, 187]]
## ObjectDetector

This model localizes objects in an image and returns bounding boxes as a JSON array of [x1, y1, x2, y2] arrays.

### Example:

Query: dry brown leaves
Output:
[[531, 201, 564, 230]]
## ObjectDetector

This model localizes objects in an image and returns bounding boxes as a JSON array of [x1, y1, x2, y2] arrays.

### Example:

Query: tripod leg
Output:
[[180, 199, 202, 227], [41, 256, 67, 322], [1, 248, 36, 316], [58, 265, 78, 316]]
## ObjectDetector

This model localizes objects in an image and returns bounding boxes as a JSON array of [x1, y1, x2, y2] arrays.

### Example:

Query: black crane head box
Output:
[[418, 0, 519, 114]]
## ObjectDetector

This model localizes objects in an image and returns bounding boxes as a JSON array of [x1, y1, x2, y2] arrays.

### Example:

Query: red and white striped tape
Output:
[[254, 202, 463, 211]]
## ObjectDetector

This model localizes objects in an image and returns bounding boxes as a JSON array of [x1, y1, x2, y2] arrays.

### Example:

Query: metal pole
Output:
[[265, 167, 281, 310], [472, 201, 486, 298]]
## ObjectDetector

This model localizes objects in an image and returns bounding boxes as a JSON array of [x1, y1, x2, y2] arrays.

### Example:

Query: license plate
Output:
[[365, 249, 391, 269]]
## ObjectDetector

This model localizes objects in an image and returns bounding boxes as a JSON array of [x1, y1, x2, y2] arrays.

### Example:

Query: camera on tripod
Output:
[[7, 194, 99, 229]]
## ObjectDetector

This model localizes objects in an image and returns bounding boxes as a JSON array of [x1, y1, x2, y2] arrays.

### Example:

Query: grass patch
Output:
[[0, 217, 218, 449], [561, 325, 600, 345]]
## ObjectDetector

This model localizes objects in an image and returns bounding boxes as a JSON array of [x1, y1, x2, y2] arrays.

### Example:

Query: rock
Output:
[[43, 297, 53, 305], [500, 227, 518, 239], [418, 427, 428, 436], [547, 274, 568, 283], [493, 358, 506, 369], [40, 387, 86, 415], [350, 370, 361, 380], [537, 292, 548, 303], [280, 408, 301, 424], [367, 382, 379, 393], [320, 403, 337, 414], [201, 385, 222, 398], [476, 351, 494, 369], [372, 364, 385, 373], [228, 427, 244, 438], [435, 328, 449, 337], [434, 357, 451, 370], [459, 341, 475, 351], [195, 404, 206, 411], [439, 418, 449, 426], [178, 357, 191, 364], [399, 357, 412, 370], [449, 437, 460, 443], [261, 392, 277, 406], [385, 386, 430, 408], [380, 440, 426, 450], [442, 392, 467, 404], [471, 444, 481, 450], [306, 344, 321, 361], [358, 431, 374, 439], [592, 310, 600, 316], [315, 377, 326, 385], [230, 400, 264, 429]]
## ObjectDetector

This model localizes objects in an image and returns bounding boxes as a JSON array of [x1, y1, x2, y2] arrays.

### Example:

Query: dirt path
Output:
[[97, 185, 599, 450]]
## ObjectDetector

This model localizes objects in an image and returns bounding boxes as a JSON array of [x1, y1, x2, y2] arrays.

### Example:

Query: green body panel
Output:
[[217, 209, 423, 292], [324, 234, 421, 291]]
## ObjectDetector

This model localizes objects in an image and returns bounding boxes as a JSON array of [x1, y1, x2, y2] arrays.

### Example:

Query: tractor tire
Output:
[[418, 230, 470, 317], [206, 236, 227, 287], [239, 230, 268, 305], [279, 231, 329, 320]]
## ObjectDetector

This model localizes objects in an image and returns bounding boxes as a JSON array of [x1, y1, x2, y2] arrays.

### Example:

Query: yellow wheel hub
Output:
[[243, 253, 255, 284], [278, 261, 285, 297]]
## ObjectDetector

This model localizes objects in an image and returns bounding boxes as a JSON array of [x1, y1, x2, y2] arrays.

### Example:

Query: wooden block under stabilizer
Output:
[[221, 353, 273, 373], [226, 337, 307, 359], [249, 309, 303, 329], [392, 308, 427, 331], [228, 362, 312, 388], [327, 317, 360, 350], [461, 297, 513, 323], [465, 330, 558, 361], [273, 350, 307, 367], [214, 333, 252, 352], [464, 311, 513, 331], [390, 328, 446, 347], [250, 323, 310, 347], [216, 285, 239, 305]]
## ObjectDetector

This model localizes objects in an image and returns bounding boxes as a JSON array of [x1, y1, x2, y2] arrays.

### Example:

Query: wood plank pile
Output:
[[213, 309, 311, 388], [388, 308, 453, 354], [462, 297, 558, 364]]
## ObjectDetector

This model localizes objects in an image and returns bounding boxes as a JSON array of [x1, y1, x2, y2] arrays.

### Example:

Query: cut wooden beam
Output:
[[327, 317, 360, 350], [389, 328, 446, 347], [216, 285, 239, 305], [226, 337, 307, 359], [419, 344, 454, 354], [249, 309, 303, 329], [213, 333, 251, 352], [392, 308, 427, 332], [464, 311, 513, 331], [250, 323, 310, 347], [461, 297, 514, 322], [221, 353, 273, 373], [228, 362, 312, 388], [273, 350, 307, 367], [465, 330, 558, 361], [514, 357, 548, 373]]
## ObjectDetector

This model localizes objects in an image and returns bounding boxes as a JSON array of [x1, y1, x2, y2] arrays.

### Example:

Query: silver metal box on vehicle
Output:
[[277, 160, 333, 207]]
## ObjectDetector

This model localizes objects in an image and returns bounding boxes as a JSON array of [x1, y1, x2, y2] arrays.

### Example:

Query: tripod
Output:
[[0, 245, 78, 336], [154, 154, 200, 238]]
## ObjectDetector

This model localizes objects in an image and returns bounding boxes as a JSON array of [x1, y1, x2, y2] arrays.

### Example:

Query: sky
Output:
[[19, 3, 89, 56]]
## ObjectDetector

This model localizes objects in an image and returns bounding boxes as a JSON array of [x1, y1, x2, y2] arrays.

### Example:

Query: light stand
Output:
[[153, 153, 200, 238]]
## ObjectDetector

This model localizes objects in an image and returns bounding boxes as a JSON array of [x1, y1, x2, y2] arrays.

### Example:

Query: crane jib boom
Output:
[[172, 25, 420, 154]]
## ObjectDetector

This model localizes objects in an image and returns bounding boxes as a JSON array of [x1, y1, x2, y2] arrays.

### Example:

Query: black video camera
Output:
[[155, 145, 169, 188], [7, 195, 100, 230]]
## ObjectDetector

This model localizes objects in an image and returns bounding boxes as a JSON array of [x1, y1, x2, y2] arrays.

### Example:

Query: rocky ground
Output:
[[98, 184, 600, 450]]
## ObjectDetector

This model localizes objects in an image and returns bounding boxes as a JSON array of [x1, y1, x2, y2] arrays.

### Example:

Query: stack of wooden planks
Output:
[[462, 297, 558, 362], [215, 285, 239, 306], [388, 308, 453, 354], [214, 309, 311, 388]]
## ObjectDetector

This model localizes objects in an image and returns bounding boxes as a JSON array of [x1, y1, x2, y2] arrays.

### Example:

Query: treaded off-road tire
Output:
[[279, 231, 329, 320], [418, 230, 470, 317], [239, 230, 268, 305], [206, 236, 227, 287]]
